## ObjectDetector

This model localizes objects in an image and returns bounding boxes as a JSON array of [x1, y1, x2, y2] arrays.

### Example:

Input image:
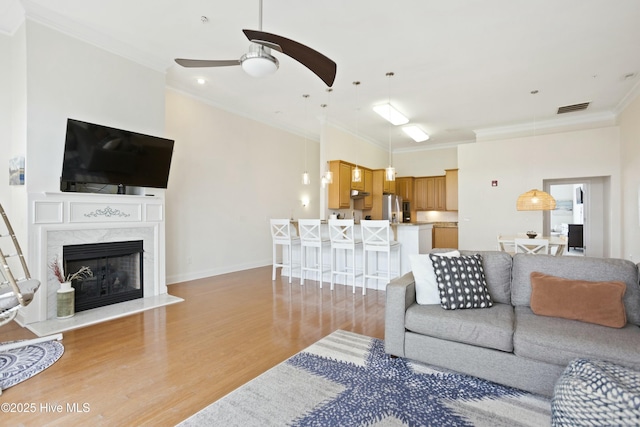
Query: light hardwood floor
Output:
[[1, 266, 386, 426]]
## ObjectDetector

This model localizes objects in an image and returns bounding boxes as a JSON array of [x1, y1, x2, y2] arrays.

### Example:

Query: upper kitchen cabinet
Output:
[[445, 169, 458, 211], [328, 160, 352, 209], [383, 174, 396, 194], [414, 176, 446, 211], [434, 176, 446, 210], [396, 177, 414, 202]]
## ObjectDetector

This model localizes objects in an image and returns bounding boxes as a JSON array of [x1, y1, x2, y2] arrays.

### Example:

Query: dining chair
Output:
[[514, 238, 549, 255], [497, 234, 515, 254], [360, 220, 401, 295], [270, 219, 300, 283], [328, 219, 362, 293], [298, 219, 331, 287]]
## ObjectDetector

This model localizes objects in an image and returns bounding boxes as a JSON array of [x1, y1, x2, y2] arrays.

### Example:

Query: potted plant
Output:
[[49, 256, 93, 319]]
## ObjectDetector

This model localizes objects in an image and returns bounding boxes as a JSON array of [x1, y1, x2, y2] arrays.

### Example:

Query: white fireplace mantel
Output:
[[19, 191, 180, 334]]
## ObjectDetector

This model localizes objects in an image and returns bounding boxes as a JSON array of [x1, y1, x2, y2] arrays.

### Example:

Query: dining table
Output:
[[497, 234, 567, 256]]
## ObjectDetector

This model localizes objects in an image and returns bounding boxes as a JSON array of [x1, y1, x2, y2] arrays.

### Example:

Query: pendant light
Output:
[[321, 88, 333, 187], [385, 72, 396, 182], [302, 94, 310, 185], [352, 81, 362, 183], [515, 90, 556, 210], [516, 189, 557, 211]]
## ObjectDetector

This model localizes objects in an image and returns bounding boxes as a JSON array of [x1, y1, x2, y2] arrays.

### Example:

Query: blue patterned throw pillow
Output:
[[429, 254, 493, 310]]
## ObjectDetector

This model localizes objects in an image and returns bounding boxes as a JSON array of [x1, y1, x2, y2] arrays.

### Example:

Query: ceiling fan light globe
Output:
[[240, 50, 279, 78]]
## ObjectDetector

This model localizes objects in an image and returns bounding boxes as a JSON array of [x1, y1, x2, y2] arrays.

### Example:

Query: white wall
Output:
[[2, 20, 168, 280], [0, 33, 12, 208], [324, 124, 388, 169], [393, 147, 458, 177], [619, 91, 640, 261], [23, 20, 166, 194], [3, 25, 28, 246], [164, 89, 320, 283], [458, 126, 622, 256]]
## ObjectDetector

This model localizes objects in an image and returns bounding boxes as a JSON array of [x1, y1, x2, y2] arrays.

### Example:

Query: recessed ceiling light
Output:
[[373, 103, 409, 125], [402, 125, 430, 142], [196, 78, 206, 85]]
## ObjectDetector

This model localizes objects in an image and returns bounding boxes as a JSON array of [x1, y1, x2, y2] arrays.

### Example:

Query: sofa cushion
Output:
[[431, 254, 492, 310], [459, 250, 513, 304], [513, 306, 640, 370], [411, 250, 460, 305], [511, 254, 640, 326], [530, 272, 627, 328], [405, 302, 514, 352]]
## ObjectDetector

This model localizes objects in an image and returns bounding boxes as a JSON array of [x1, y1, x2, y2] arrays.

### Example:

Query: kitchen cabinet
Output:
[[445, 169, 458, 211], [383, 175, 396, 194], [434, 176, 446, 210], [433, 227, 458, 249], [354, 168, 373, 210], [414, 176, 446, 211], [396, 177, 414, 202], [328, 161, 352, 209], [414, 178, 425, 210], [364, 170, 386, 219]]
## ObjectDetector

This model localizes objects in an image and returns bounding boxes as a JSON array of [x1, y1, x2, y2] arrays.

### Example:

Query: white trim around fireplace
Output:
[[20, 192, 182, 335]]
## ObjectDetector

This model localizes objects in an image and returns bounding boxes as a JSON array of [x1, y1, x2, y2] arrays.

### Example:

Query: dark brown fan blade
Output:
[[175, 58, 241, 68], [242, 29, 336, 87]]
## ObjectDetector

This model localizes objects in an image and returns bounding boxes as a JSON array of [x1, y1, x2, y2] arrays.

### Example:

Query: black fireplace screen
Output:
[[63, 240, 143, 312]]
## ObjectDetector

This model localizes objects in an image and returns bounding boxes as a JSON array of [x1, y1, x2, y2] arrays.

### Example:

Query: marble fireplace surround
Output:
[[22, 192, 182, 336]]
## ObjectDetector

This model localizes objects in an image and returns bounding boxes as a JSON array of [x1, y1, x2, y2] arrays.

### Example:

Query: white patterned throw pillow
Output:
[[411, 251, 460, 305], [429, 253, 493, 310]]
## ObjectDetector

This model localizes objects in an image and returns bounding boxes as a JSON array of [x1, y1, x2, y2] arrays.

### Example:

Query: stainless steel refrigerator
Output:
[[382, 194, 403, 223]]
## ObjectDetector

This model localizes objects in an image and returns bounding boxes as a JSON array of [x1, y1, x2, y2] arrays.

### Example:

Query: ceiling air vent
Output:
[[557, 102, 590, 114]]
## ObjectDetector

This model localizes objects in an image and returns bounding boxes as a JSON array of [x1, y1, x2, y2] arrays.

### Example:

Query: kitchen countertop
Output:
[[291, 220, 458, 227], [394, 221, 458, 227]]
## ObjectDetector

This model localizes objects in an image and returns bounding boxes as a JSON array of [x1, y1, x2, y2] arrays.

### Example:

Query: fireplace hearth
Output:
[[64, 240, 144, 312]]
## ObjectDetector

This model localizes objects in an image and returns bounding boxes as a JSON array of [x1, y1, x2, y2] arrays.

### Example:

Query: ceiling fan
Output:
[[175, 0, 337, 87]]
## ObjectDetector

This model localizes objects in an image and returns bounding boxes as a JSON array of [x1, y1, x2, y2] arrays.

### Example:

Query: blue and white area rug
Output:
[[179, 330, 550, 426], [0, 340, 64, 391]]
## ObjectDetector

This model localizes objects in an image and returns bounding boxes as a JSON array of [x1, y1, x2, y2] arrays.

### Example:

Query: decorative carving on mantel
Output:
[[84, 206, 131, 218]]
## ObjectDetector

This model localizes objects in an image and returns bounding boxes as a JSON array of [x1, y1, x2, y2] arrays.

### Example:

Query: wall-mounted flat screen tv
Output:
[[60, 118, 174, 192]]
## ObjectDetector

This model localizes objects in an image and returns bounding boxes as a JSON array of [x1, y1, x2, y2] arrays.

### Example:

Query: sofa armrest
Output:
[[385, 272, 417, 357]]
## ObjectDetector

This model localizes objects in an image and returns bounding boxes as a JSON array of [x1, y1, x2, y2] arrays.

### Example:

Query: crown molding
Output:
[[394, 139, 474, 154], [0, 0, 24, 36], [474, 111, 617, 142], [165, 86, 321, 143], [614, 78, 640, 116], [21, 0, 170, 72]]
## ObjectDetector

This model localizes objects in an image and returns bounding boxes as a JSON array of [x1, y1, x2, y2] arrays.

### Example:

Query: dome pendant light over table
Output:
[[516, 189, 557, 211]]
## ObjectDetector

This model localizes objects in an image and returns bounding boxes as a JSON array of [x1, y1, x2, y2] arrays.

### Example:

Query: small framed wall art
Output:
[[9, 156, 25, 185]]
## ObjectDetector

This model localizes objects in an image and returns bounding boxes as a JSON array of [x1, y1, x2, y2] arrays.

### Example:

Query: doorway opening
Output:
[[543, 176, 610, 258]]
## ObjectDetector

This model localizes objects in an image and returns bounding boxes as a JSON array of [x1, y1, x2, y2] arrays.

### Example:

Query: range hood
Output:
[[351, 189, 371, 199]]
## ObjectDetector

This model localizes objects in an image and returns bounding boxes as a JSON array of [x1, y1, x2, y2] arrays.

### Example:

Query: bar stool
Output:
[[270, 219, 300, 283], [361, 220, 401, 295], [298, 219, 331, 287], [328, 219, 363, 293]]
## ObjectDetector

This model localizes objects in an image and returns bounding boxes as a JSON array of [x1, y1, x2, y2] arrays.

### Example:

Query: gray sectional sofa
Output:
[[385, 251, 640, 396]]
